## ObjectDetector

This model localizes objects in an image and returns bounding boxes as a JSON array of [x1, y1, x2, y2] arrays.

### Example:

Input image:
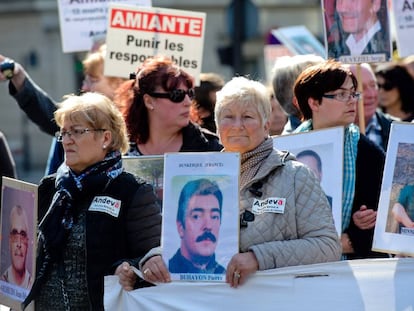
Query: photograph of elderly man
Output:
[[325, 0, 391, 60], [1, 205, 33, 289], [169, 178, 225, 274]]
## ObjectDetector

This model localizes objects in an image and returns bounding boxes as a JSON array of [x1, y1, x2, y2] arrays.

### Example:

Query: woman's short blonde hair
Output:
[[54, 92, 129, 153], [215, 76, 271, 126]]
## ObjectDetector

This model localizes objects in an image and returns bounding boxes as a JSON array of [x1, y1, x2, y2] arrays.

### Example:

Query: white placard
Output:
[[373, 122, 414, 256], [104, 5, 206, 82], [271, 26, 326, 59], [162, 152, 240, 282], [273, 126, 344, 236], [57, 0, 151, 53], [391, 0, 414, 57]]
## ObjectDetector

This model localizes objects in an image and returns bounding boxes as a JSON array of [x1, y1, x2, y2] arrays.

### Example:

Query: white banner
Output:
[[105, 258, 414, 311]]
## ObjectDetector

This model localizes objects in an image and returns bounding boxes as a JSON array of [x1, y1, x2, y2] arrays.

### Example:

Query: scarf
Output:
[[23, 150, 123, 310], [39, 150, 123, 258], [295, 120, 359, 232], [238, 138, 274, 190]]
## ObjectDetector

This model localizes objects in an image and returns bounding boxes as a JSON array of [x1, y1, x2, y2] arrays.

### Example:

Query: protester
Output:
[[189, 72, 225, 133], [22, 92, 161, 310], [271, 54, 324, 134], [138, 76, 341, 288], [294, 60, 388, 259], [1, 205, 33, 288], [375, 62, 414, 122], [267, 86, 287, 136], [115, 56, 222, 155], [347, 63, 396, 151], [0, 131, 17, 203], [0, 45, 127, 174]]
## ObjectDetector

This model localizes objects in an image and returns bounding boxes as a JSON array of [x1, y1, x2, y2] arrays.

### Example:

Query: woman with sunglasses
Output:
[[293, 60, 389, 260], [22, 92, 161, 310], [375, 62, 414, 122], [115, 56, 222, 155]]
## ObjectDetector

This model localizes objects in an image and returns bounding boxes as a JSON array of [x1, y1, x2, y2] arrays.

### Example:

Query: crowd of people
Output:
[[1, 40, 414, 308]]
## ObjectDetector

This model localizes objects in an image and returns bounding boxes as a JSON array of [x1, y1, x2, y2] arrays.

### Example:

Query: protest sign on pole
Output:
[[391, 0, 414, 57], [104, 5, 206, 83], [57, 0, 151, 53]]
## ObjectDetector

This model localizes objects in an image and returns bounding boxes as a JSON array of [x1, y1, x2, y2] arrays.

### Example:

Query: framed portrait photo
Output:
[[322, 0, 392, 63], [373, 122, 414, 256], [272, 126, 344, 236], [162, 152, 240, 282], [123, 155, 164, 207], [0, 177, 37, 311]]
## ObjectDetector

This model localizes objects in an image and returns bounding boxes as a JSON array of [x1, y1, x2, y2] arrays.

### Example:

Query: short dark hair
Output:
[[294, 60, 358, 120], [296, 149, 322, 173], [177, 179, 223, 228]]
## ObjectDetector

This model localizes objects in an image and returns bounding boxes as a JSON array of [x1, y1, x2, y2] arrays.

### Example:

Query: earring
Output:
[[149, 105, 154, 110], [103, 145, 106, 149]]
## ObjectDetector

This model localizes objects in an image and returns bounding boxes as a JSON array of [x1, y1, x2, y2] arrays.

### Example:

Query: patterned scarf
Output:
[[23, 150, 123, 310], [295, 120, 359, 232], [39, 150, 123, 260], [237, 138, 274, 190]]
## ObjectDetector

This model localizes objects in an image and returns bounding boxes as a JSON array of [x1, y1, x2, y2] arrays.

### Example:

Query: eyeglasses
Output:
[[55, 128, 106, 142], [322, 91, 361, 102], [10, 229, 28, 242], [377, 82, 395, 91], [147, 88, 195, 103]]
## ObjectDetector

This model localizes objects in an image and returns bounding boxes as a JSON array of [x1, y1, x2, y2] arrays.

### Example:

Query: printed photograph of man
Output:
[[296, 149, 333, 208], [325, 0, 391, 60], [1, 205, 33, 289], [169, 178, 226, 274]]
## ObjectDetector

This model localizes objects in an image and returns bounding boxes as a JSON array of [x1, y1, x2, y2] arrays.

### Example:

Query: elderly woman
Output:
[[115, 56, 222, 155], [22, 92, 161, 310], [138, 77, 341, 288]]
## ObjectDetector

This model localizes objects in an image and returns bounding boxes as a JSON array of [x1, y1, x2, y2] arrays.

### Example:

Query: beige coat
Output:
[[240, 150, 341, 270]]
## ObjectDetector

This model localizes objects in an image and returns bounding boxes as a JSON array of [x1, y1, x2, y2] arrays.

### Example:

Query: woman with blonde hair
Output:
[[23, 92, 161, 310]]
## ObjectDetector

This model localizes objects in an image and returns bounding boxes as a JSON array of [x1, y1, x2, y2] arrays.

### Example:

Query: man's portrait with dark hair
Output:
[[169, 178, 226, 274]]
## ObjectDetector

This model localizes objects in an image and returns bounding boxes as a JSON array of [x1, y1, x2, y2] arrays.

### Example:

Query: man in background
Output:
[[348, 63, 395, 151]]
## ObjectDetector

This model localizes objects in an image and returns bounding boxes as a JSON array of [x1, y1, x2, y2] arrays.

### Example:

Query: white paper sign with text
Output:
[[57, 0, 151, 53], [104, 5, 205, 82]]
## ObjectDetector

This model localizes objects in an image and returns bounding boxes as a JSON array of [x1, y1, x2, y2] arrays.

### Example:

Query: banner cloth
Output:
[[104, 258, 414, 311]]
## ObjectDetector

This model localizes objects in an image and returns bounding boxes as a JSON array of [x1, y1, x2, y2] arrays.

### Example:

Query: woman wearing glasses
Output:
[[375, 62, 414, 122], [115, 55, 222, 155], [293, 60, 389, 259], [22, 92, 161, 310]]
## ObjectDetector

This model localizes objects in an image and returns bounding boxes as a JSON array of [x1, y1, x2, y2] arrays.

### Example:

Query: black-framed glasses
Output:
[[10, 229, 28, 242], [147, 88, 195, 103], [55, 128, 106, 142], [322, 91, 361, 102], [377, 82, 395, 91]]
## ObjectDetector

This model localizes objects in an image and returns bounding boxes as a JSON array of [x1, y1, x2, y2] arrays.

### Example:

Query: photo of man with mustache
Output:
[[169, 178, 226, 274]]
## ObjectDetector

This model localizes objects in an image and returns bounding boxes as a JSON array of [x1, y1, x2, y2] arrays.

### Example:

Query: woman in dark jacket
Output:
[[115, 55, 222, 156], [23, 92, 161, 310]]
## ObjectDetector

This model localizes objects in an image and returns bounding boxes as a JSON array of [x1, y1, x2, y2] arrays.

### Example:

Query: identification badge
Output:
[[252, 197, 286, 215], [89, 196, 121, 218]]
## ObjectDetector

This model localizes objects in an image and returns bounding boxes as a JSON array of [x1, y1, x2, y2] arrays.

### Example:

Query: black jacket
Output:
[[30, 172, 161, 310], [346, 135, 388, 259]]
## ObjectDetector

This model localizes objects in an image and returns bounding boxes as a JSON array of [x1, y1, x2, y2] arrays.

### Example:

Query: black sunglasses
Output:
[[377, 82, 395, 91], [147, 88, 195, 103]]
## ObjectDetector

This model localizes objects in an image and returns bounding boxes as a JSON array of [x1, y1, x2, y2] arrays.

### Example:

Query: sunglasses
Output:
[[377, 82, 395, 91], [147, 88, 195, 103]]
